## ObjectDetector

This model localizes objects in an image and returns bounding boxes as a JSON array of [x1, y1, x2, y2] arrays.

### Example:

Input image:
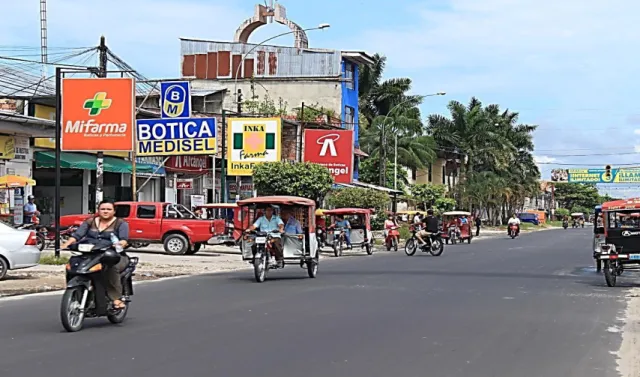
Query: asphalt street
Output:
[[0, 228, 634, 377]]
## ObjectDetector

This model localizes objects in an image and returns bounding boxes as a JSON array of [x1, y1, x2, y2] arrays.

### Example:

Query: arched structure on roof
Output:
[[233, 2, 309, 49]]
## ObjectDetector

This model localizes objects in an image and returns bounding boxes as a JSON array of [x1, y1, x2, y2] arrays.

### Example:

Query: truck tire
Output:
[[164, 234, 189, 255], [185, 243, 202, 255]]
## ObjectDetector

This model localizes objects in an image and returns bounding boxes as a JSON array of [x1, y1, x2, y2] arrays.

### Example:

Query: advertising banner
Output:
[[165, 155, 210, 172], [61, 78, 135, 152], [0, 135, 15, 159], [227, 118, 281, 176], [551, 168, 640, 183], [303, 129, 354, 184], [136, 118, 217, 156], [160, 81, 191, 118]]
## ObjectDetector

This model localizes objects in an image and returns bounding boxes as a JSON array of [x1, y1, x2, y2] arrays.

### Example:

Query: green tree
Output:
[[252, 162, 333, 203], [410, 183, 447, 209], [358, 156, 408, 191], [553, 183, 600, 210], [555, 208, 570, 219], [434, 197, 457, 213], [325, 187, 390, 213]]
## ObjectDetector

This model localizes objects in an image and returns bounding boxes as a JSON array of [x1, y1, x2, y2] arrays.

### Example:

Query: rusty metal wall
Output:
[[181, 40, 342, 78]]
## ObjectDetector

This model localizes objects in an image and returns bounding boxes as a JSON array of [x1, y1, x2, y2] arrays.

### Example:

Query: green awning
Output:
[[35, 151, 164, 175]]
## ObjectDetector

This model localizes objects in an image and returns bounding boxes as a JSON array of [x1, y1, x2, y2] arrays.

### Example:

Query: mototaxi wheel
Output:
[[60, 287, 86, 332], [393, 238, 398, 252], [404, 238, 417, 256], [429, 238, 444, 257], [253, 253, 268, 283], [306, 257, 318, 278], [604, 260, 617, 287], [365, 243, 373, 255]]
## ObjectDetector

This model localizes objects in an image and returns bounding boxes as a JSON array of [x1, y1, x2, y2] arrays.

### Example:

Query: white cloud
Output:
[[634, 129, 640, 135], [634, 145, 640, 153], [534, 155, 557, 164]]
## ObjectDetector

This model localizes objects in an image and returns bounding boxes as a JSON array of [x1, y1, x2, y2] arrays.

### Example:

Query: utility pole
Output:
[[96, 36, 107, 209]]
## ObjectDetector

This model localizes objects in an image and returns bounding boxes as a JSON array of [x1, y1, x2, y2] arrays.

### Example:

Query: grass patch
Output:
[[39, 254, 70, 265], [399, 224, 412, 240]]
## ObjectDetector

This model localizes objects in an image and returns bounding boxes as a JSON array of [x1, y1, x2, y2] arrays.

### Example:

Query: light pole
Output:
[[230, 23, 330, 201], [386, 92, 446, 190]]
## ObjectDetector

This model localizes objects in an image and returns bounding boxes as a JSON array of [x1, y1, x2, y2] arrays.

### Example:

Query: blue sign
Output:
[[160, 81, 191, 118], [136, 118, 217, 156]]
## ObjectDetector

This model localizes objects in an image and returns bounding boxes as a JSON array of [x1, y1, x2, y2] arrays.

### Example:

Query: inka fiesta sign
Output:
[[227, 118, 281, 176], [303, 129, 354, 184], [136, 81, 217, 156], [165, 155, 210, 172], [61, 78, 135, 151]]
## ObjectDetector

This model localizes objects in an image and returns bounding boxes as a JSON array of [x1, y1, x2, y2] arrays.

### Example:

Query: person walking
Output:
[[475, 216, 481, 237]]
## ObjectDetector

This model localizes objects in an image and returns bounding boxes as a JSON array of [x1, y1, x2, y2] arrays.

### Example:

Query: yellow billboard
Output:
[[33, 104, 129, 158], [0, 136, 15, 159], [227, 117, 281, 176]]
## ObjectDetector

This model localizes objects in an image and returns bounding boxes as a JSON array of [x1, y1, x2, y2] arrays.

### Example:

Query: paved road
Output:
[[0, 228, 633, 377]]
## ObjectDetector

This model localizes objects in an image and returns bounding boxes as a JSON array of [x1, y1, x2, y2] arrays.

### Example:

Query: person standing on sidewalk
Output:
[[475, 216, 481, 237]]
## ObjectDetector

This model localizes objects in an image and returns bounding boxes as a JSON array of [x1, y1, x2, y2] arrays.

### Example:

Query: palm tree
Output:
[[360, 114, 436, 173]]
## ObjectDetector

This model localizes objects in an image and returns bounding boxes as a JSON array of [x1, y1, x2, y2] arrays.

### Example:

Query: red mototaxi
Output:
[[195, 203, 244, 246], [441, 211, 473, 244]]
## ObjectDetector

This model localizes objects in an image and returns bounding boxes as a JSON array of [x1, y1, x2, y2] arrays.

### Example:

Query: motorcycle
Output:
[[60, 242, 138, 332], [249, 229, 286, 282], [509, 224, 519, 239], [385, 225, 400, 252], [331, 227, 348, 257], [562, 220, 568, 229], [405, 226, 444, 256], [447, 225, 460, 244]]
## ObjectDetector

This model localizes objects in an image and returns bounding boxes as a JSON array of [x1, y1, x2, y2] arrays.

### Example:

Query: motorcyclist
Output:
[[61, 199, 129, 310], [507, 214, 521, 236], [331, 215, 352, 248], [245, 206, 285, 266], [416, 209, 439, 245], [384, 214, 399, 243]]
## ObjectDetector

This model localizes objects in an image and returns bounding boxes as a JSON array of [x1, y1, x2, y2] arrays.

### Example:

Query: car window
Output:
[[137, 205, 157, 219], [115, 205, 131, 218]]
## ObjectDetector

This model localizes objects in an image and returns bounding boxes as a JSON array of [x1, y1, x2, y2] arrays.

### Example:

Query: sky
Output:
[[1, 0, 640, 197]]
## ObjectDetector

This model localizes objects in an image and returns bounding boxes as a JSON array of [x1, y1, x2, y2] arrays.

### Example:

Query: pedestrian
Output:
[[475, 216, 481, 236], [23, 195, 39, 224]]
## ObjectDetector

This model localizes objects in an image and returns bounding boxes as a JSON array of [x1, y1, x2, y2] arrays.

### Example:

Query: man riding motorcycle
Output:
[[416, 209, 439, 246], [507, 214, 521, 236], [245, 206, 285, 266]]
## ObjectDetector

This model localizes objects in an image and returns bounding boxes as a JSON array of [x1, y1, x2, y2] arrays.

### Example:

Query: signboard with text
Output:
[[303, 129, 354, 184], [165, 155, 210, 172], [136, 118, 217, 156], [551, 168, 640, 183], [160, 81, 191, 118], [61, 78, 135, 152], [227, 118, 281, 176]]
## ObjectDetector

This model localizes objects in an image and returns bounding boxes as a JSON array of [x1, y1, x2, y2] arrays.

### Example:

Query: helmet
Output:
[[427, 209, 434, 215], [101, 248, 121, 267]]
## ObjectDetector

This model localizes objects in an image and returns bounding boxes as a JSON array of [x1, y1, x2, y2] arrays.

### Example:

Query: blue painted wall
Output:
[[341, 59, 360, 180]]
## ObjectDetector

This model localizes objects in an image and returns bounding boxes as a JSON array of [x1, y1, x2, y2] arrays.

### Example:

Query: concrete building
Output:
[[405, 152, 462, 191]]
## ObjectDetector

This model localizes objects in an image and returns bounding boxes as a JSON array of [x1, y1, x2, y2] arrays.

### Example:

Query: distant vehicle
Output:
[[518, 212, 539, 226], [0, 222, 41, 280]]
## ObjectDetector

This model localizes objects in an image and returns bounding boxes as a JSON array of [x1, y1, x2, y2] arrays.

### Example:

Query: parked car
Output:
[[59, 202, 217, 255], [0, 222, 42, 280], [518, 212, 540, 226]]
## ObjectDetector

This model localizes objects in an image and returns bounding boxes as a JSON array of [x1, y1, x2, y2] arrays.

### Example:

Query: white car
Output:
[[0, 222, 42, 280]]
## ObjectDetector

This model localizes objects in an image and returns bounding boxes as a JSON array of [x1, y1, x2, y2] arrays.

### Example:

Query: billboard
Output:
[[160, 81, 191, 118], [136, 118, 217, 156], [303, 129, 354, 184], [551, 168, 640, 183], [61, 78, 135, 152], [227, 118, 281, 176]]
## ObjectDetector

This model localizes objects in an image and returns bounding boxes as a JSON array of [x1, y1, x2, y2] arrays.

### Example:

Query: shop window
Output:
[[137, 205, 156, 219], [344, 106, 354, 129], [345, 63, 354, 90], [115, 205, 131, 218]]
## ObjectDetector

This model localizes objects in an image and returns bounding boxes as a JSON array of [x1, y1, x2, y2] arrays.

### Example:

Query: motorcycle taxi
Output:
[[324, 208, 374, 257], [593, 205, 604, 272], [571, 212, 584, 228], [237, 196, 319, 283], [595, 198, 640, 287], [441, 211, 473, 244], [315, 209, 328, 249]]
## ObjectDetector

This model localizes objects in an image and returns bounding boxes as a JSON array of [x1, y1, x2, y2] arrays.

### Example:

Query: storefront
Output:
[[33, 151, 164, 223], [164, 155, 212, 209]]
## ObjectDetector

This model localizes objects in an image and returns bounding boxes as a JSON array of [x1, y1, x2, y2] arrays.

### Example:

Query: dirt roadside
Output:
[[617, 288, 640, 376]]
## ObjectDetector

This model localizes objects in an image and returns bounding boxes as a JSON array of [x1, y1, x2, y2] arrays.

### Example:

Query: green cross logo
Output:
[[83, 92, 112, 116]]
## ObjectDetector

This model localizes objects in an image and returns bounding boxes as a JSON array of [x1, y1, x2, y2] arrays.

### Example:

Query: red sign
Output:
[[176, 179, 193, 189], [303, 129, 354, 184], [165, 155, 210, 172]]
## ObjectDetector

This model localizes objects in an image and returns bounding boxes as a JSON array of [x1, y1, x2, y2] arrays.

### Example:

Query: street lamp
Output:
[[229, 23, 330, 201], [385, 92, 446, 190]]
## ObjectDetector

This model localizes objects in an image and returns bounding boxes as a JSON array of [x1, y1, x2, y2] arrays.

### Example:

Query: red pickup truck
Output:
[[58, 202, 216, 255]]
